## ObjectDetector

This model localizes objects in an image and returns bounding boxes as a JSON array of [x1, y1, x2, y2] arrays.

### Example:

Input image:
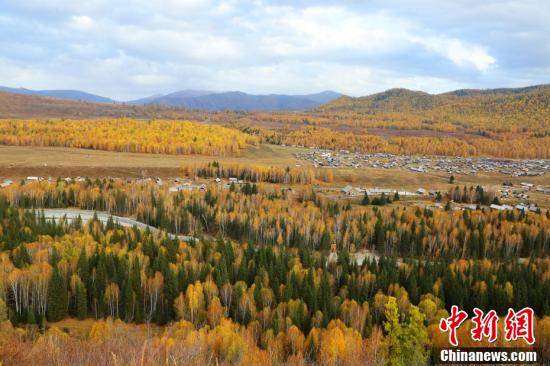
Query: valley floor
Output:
[[1, 144, 549, 207]]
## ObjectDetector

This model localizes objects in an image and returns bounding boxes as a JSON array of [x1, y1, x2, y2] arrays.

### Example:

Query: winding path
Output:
[[34, 208, 197, 243]]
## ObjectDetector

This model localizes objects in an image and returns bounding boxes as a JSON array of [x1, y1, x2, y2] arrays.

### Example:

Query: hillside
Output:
[[319, 84, 550, 112], [316, 85, 550, 134]]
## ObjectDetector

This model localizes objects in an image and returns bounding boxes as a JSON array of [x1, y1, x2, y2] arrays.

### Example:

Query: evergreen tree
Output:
[[374, 218, 385, 254], [76, 282, 87, 319], [47, 266, 68, 321], [163, 267, 178, 321], [77, 247, 89, 287]]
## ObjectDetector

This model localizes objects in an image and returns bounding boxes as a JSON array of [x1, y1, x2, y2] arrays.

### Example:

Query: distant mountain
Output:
[[125, 94, 164, 105], [127, 90, 213, 105], [129, 90, 342, 111], [0, 90, 206, 119], [0, 86, 114, 103], [297, 91, 342, 104], [160, 91, 318, 111], [0, 85, 342, 111]]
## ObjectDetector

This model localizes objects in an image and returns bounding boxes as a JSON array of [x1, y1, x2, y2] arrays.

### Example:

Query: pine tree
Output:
[[375, 218, 385, 254], [304, 269, 317, 312], [122, 279, 134, 322], [163, 267, 178, 322], [47, 266, 68, 321], [76, 282, 87, 319], [77, 247, 89, 287], [26, 309, 36, 324], [318, 271, 333, 325], [361, 192, 370, 205]]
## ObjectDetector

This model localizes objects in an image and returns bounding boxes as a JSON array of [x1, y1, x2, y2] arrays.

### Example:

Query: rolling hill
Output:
[[318, 84, 550, 114], [316, 85, 550, 133]]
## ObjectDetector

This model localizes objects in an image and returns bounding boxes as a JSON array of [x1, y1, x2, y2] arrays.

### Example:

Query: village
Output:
[[295, 148, 550, 176], [2, 170, 548, 213], [0, 175, 248, 193], [336, 183, 544, 212]]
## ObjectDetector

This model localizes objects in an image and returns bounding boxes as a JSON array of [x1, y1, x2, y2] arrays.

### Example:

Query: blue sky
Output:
[[1, 0, 549, 100]]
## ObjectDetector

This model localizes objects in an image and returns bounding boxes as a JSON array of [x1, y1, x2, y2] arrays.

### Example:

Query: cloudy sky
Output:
[[1, 0, 549, 100]]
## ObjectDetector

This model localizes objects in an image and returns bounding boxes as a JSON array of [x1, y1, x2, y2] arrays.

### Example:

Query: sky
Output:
[[1, 0, 549, 100]]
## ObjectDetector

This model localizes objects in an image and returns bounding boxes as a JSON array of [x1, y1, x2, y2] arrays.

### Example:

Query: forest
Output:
[[0, 178, 548, 365], [261, 126, 550, 159], [0, 119, 259, 156]]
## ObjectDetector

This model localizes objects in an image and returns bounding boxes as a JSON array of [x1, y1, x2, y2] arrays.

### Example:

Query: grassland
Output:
[[0, 144, 301, 178]]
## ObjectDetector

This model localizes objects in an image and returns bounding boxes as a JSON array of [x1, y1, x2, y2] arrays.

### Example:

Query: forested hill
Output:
[[317, 85, 550, 132]]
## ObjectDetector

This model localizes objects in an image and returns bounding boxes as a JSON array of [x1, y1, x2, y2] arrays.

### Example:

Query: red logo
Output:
[[439, 306, 536, 346], [504, 307, 535, 345], [471, 308, 498, 343], [439, 305, 469, 346]]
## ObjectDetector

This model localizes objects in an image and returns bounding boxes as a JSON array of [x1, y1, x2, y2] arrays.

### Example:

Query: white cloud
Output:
[[251, 6, 412, 59], [110, 25, 242, 62], [68, 15, 94, 31], [415, 36, 496, 71], [0, 0, 547, 99]]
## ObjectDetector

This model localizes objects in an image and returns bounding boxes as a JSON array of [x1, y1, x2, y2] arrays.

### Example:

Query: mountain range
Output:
[[128, 90, 341, 111], [1, 84, 548, 121], [0, 85, 341, 111]]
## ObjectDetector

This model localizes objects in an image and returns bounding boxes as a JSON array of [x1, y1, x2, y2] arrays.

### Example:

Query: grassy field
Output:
[[0, 144, 302, 178]]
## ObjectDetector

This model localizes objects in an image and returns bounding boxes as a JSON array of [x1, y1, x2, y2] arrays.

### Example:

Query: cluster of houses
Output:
[[489, 203, 540, 212], [1, 176, 59, 186], [295, 149, 549, 176], [499, 182, 550, 200], [339, 182, 545, 213], [417, 201, 541, 213], [341, 185, 433, 197], [169, 181, 207, 192], [0, 174, 251, 194], [169, 177, 246, 193]]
